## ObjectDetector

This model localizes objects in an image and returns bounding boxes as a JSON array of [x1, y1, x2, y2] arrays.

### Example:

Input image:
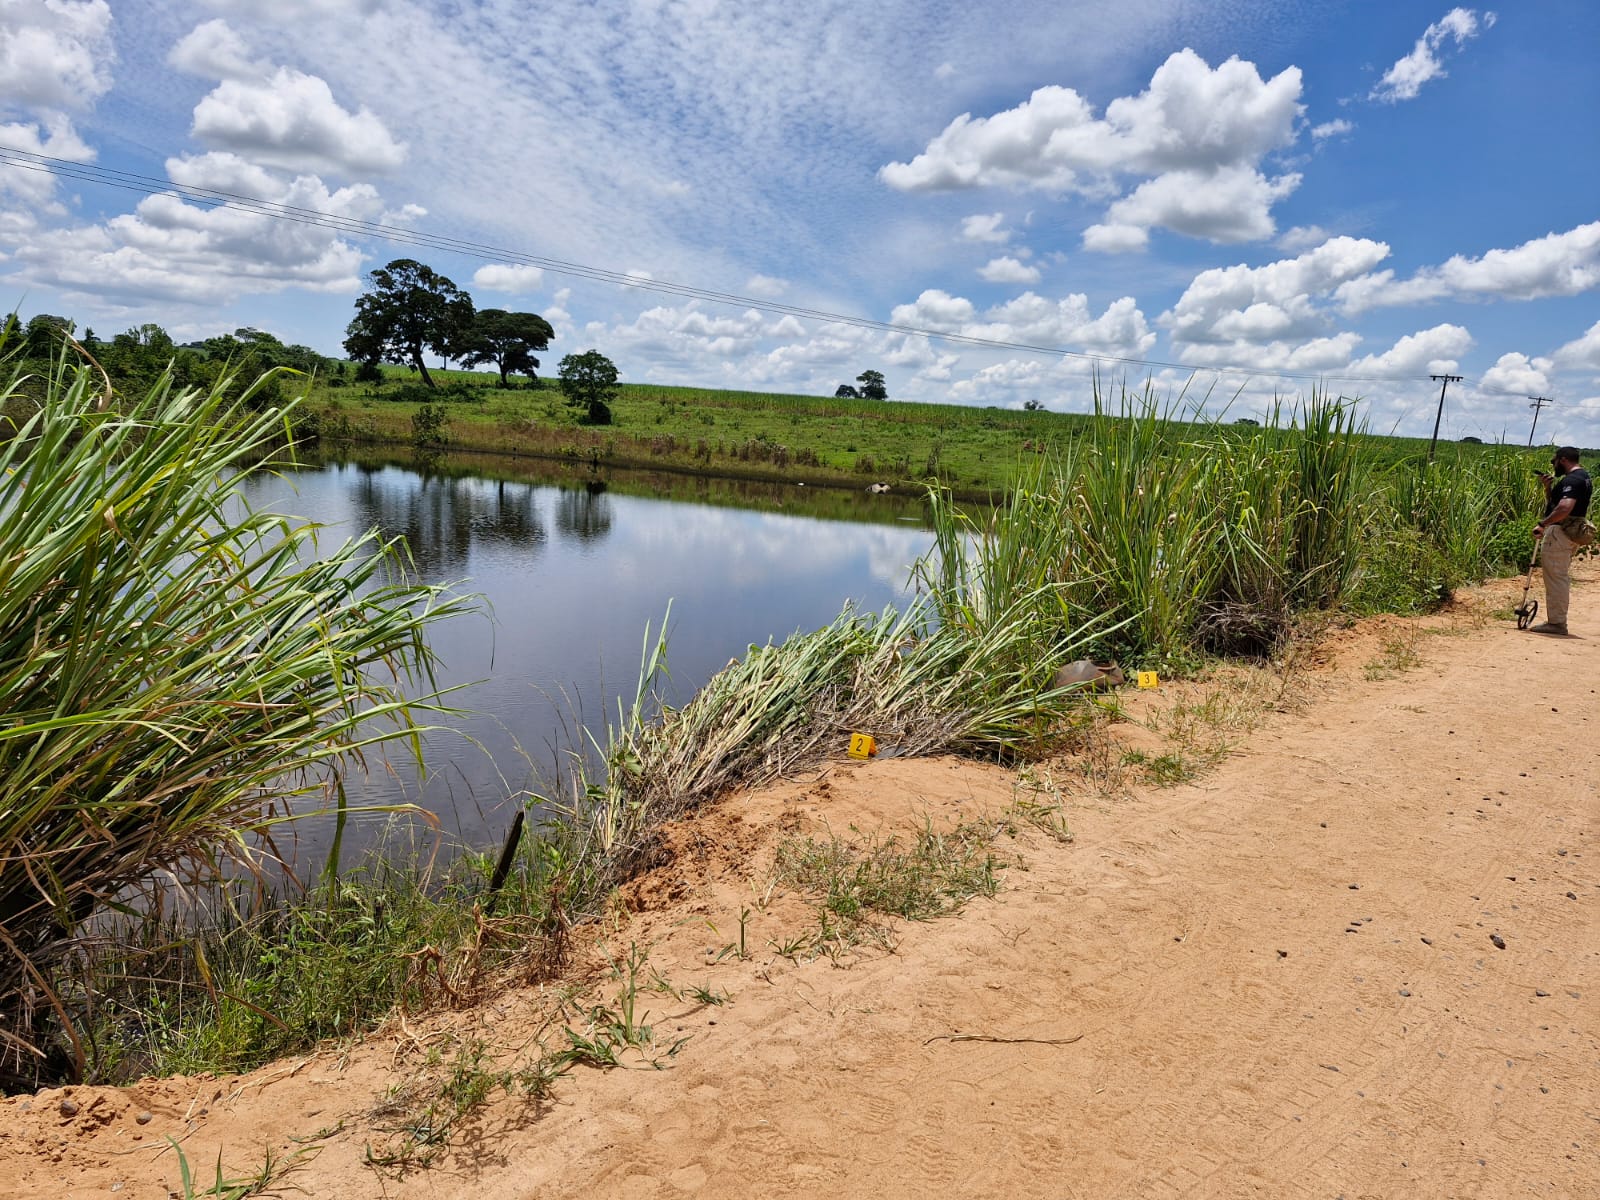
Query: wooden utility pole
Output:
[[1426, 374, 1463, 463], [1527, 395, 1553, 447]]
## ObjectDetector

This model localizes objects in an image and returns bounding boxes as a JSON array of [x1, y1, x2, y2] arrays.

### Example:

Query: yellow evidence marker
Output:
[[1136, 670, 1160, 689], [848, 732, 879, 759]]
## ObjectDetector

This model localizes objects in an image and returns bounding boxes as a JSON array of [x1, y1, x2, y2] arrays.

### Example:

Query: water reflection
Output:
[[241, 453, 936, 867], [554, 483, 614, 544], [345, 468, 552, 576]]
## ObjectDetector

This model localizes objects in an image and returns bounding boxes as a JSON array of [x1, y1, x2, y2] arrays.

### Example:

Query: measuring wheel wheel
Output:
[[1516, 600, 1539, 630]]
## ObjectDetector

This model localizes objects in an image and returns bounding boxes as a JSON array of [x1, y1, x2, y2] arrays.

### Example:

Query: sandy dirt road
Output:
[[4, 567, 1597, 1199]]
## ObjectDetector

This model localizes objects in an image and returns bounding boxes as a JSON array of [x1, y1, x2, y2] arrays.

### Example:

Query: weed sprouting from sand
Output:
[[1364, 630, 1424, 680], [167, 1131, 328, 1199], [773, 822, 1005, 959], [365, 1034, 562, 1173], [1011, 766, 1075, 843]]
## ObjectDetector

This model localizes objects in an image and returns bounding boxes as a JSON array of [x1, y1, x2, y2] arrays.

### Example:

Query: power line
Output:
[[0, 143, 1553, 402]]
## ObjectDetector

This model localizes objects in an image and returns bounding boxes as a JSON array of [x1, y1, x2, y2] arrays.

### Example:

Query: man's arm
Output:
[[1536, 496, 1576, 537]]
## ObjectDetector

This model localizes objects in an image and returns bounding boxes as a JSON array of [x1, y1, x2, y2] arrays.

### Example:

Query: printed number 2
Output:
[[848, 733, 877, 758]]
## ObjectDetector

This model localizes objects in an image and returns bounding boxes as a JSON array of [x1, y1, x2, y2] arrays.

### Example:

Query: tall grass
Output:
[[0, 353, 475, 1088], [580, 586, 1115, 873], [923, 383, 1538, 663]]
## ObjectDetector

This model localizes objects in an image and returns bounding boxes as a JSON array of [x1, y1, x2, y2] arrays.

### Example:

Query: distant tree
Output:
[[192, 328, 330, 410], [460, 309, 555, 387], [23, 314, 75, 356], [91, 323, 204, 398], [115, 323, 175, 353], [835, 384, 860, 398], [856, 369, 887, 400], [558, 349, 619, 426], [1460, 435, 1483, 444], [1022, 399, 1044, 411], [343, 259, 475, 389], [1235, 416, 1260, 427], [203, 328, 327, 374]]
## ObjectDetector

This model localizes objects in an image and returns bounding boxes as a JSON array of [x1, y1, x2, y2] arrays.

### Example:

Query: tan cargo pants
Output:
[[1541, 522, 1574, 626]]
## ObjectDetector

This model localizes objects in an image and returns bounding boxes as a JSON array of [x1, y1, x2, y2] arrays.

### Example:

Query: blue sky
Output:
[[2, 0, 1598, 442]]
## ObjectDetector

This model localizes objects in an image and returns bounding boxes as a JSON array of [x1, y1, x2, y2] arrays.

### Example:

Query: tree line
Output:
[[4, 312, 333, 409]]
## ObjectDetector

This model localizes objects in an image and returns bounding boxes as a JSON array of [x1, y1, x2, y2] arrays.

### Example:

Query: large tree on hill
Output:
[[459, 309, 555, 387], [856, 369, 888, 400], [343, 259, 475, 389]]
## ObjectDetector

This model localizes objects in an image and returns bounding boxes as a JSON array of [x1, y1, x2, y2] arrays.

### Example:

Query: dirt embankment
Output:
[[4, 566, 1598, 1199]]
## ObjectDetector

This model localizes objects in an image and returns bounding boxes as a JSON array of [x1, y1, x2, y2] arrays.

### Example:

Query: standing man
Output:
[[1531, 446, 1593, 635]]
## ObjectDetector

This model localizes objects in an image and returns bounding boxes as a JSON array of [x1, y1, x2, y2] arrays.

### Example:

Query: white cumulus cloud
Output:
[[0, 114, 94, 205], [473, 263, 546, 293], [960, 212, 1012, 243], [168, 19, 263, 82], [190, 63, 407, 176], [1098, 162, 1302, 245], [1277, 224, 1334, 253], [0, 0, 113, 111], [1337, 221, 1600, 312], [0, 0, 112, 205], [1478, 351, 1550, 396], [1348, 323, 1473, 376], [8, 168, 381, 306], [1553, 320, 1600, 370], [891, 288, 1154, 356], [1082, 222, 1149, 253], [880, 49, 1304, 248], [1167, 236, 1393, 345], [1371, 8, 1495, 103], [978, 255, 1041, 284]]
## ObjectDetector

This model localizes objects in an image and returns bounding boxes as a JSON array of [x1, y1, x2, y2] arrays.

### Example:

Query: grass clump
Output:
[[774, 823, 1005, 958], [0, 345, 475, 1090]]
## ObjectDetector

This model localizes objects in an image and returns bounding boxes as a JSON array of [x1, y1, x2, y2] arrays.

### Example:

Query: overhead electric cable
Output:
[[0, 144, 1554, 402]]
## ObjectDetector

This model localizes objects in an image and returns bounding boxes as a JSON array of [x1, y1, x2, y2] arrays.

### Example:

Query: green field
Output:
[[301, 364, 1528, 500]]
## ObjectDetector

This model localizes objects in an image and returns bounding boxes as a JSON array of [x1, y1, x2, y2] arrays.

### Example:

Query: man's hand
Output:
[[1534, 522, 1547, 538]]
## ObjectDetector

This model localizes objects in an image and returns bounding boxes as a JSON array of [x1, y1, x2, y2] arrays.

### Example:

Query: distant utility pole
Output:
[[1527, 395, 1553, 447], [1426, 374, 1464, 464]]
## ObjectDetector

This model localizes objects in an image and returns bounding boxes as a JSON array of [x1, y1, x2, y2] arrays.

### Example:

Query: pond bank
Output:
[[10, 567, 1593, 1197]]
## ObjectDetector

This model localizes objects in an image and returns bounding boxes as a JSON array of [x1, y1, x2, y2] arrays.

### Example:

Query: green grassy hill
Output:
[[303, 364, 1504, 498]]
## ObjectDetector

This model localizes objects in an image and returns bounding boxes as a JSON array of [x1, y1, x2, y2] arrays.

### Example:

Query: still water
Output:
[[237, 453, 937, 864]]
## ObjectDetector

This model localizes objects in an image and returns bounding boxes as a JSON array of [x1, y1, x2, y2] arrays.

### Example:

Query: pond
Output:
[[237, 451, 939, 867]]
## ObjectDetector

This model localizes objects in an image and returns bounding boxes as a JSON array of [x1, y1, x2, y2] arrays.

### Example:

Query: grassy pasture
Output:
[[303, 364, 1525, 501]]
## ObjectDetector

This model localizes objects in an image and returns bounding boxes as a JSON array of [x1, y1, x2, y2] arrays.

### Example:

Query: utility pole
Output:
[[1427, 374, 1463, 464], [1527, 395, 1553, 447]]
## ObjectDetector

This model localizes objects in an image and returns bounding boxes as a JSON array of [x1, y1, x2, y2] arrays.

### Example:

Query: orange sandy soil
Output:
[[4, 565, 1598, 1200]]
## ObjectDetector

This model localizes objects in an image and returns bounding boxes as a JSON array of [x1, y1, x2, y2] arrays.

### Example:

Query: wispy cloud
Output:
[[1371, 8, 1496, 103]]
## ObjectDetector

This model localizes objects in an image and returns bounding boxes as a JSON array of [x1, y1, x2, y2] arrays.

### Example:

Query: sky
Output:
[[2, 0, 1598, 443]]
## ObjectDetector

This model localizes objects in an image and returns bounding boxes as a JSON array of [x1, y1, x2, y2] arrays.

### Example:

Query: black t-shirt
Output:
[[1544, 466, 1592, 521]]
